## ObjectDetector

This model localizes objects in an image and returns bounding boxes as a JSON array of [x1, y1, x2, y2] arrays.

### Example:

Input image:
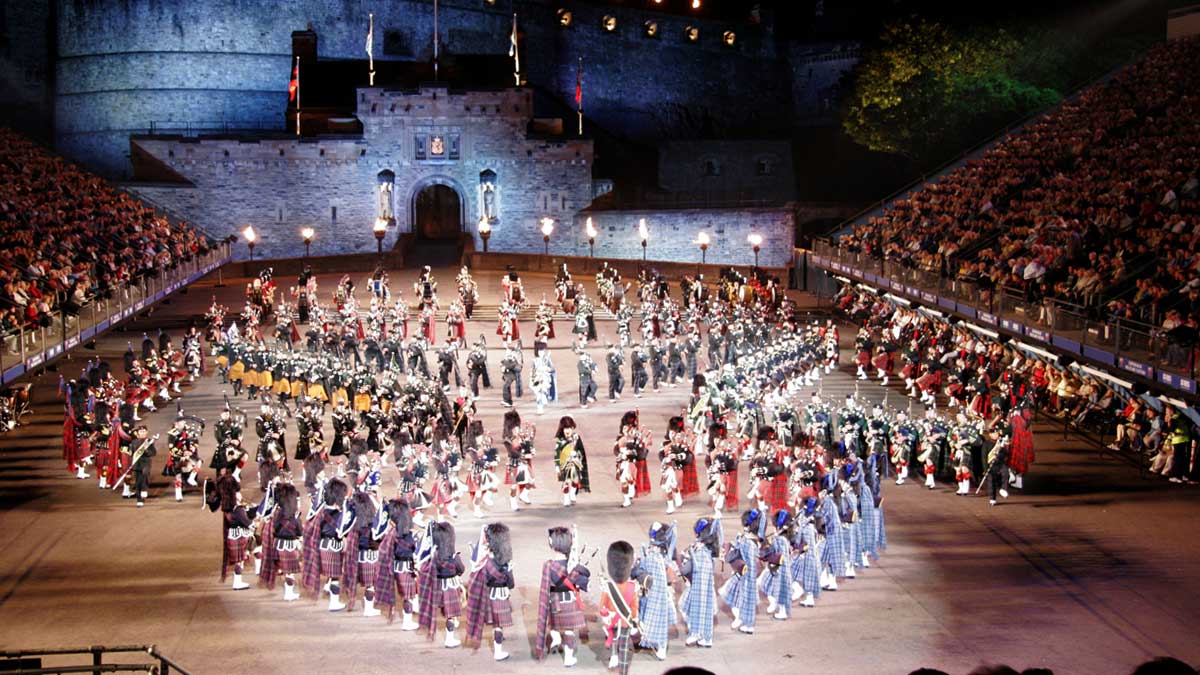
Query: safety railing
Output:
[[810, 240, 1198, 395], [0, 644, 190, 674], [0, 243, 232, 387]]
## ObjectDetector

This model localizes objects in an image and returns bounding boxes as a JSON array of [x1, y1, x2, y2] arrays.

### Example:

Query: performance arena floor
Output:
[[0, 265, 1197, 675]]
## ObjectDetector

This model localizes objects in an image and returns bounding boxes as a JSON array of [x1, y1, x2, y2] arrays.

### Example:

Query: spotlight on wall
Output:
[[557, 9, 573, 27], [602, 15, 617, 32], [723, 30, 736, 46], [691, 0, 701, 9], [684, 25, 699, 42], [644, 20, 659, 37], [483, 0, 496, 5]]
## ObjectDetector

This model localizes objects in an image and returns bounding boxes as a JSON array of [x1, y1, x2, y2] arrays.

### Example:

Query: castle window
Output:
[[557, 9, 572, 27], [480, 170, 498, 223], [644, 20, 659, 38], [723, 31, 736, 47], [279, 149, 285, 157], [756, 158, 772, 176], [703, 159, 721, 176], [331, 206, 337, 221], [684, 26, 700, 42], [319, 148, 325, 157], [602, 15, 617, 32]]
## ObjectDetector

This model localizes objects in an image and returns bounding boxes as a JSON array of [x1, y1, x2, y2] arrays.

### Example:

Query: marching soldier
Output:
[[606, 343, 625, 401]]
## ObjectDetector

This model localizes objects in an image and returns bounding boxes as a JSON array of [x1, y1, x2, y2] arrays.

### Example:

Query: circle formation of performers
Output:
[[57, 262, 1037, 670]]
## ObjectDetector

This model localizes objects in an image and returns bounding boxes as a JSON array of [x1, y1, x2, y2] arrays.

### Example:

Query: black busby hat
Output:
[[606, 541, 634, 583]]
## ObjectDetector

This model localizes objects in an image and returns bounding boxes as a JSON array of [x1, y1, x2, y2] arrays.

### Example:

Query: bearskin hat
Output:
[[324, 477, 349, 506], [547, 526, 574, 555], [431, 521, 456, 560], [484, 522, 513, 566], [606, 541, 634, 583]]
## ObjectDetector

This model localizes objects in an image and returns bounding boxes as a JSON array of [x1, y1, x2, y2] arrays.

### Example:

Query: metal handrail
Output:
[[0, 243, 232, 387], [0, 643, 190, 675]]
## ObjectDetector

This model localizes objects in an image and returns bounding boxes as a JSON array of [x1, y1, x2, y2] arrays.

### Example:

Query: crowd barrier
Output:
[[0, 244, 231, 387]]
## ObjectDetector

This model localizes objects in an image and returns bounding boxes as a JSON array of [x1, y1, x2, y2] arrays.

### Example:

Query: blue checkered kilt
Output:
[[721, 539, 758, 627], [859, 491, 880, 559], [635, 552, 676, 649], [679, 551, 716, 643], [877, 507, 888, 550], [821, 519, 847, 572], [757, 537, 791, 606]]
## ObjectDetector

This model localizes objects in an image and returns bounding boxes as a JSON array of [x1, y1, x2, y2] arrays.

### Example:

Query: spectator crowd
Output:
[[837, 37, 1200, 370], [0, 128, 213, 350]]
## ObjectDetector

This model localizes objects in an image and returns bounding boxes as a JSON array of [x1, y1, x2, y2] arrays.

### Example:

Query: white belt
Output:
[[319, 538, 345, 552], [276, 539, 301, 552], [358, 550, 380, 564], [489, 587, 511, 600], [227, 527, 253, 540]]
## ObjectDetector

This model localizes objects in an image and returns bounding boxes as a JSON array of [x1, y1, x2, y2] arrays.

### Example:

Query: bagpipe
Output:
[[111, 434, 160, 490]]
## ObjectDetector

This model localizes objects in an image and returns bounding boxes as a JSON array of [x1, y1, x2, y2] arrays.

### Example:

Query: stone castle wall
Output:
[[53, 0, 849, 177]]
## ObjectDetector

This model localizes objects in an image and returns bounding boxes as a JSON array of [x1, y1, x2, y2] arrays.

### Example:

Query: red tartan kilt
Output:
[[947, 383, 965, 399], [549, 596, 586, 631], [466, 474, 480, 493], [430, 480, 453, 506], [483, 597, 514, 628], [855, 350, 870, 367], [900, 363, 916, 380], [319, 548, 344, 573], [871, 354, 892, 373], [917, 372, 940, 391], [969, 395, 992, 417], [450, 323, 466, 340], [635, 459, 652, 496], [358, 559, 380, 585], [768, 476, 789, 510], [393, 569, 418, 598], [504, 466, 517, 484], [432, 586, 464, 618], [126, 387, 151, 405], [681, 462, 700, 496], [723, 472, 739, 509], [1009, 446, 1033, 475], [225, 535, 251, 563], [547, 324, 556, 339], [276, 546, 302, 574]]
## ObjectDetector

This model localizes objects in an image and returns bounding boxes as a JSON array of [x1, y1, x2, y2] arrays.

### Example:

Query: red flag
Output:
[[575, 58, 582, 109], [288, 63, 299, 102]]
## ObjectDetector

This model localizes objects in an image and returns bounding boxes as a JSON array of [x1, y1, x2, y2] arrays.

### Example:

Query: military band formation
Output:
[[57, 261, 1036, 672]]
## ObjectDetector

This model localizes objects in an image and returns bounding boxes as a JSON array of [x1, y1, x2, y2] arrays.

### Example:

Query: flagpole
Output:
[[367, 13, 375, 86], [511, 13, 520, 87], [577, 56, 583, 135], [295, 56, 301, 136], [433, 0, 439, 81]]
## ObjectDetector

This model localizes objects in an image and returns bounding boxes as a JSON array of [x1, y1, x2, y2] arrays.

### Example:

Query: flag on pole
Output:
[[288, 60, 299, 101], [509, 13, 520, 86], [366, 13, 375, 86], [575, 56, 583, 135]]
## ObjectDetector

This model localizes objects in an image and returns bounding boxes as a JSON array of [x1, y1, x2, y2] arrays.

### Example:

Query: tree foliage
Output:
[[842, 18, 1061, 165]]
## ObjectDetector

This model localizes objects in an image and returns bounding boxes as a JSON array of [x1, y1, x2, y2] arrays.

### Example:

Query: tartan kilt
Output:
[[917, 371, 940, 392], [228, 361, 245, 382], [332, 388, 349, 407], [353, 393, 371, 412], [768, 475, 789, 510], [504, 465, 517, 484], [259, 372, 274, 390], [307, 383, 328, 401], [724, 471, 740, 509], [822, 529, 847, 570], [319, 547, 344, 573], [871, 353, 892, 373], [900, 363, 917, 380], [635, 459, 652, 496], [483, 597, 515, 628], [855, 350, 870, 367], [358, 556, 381, 585], [276, 542, 302, 574], [681, 462, 700, 496], [225, 533, 251, 563], [549, 595, 586, 631], [393, 566, 418, 598], [431, 585, 464, 618], [272, 378, 291, 395], [215, 355, 230, 369], [242, 370, 259, 388], [290, 381, 305, 398]]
